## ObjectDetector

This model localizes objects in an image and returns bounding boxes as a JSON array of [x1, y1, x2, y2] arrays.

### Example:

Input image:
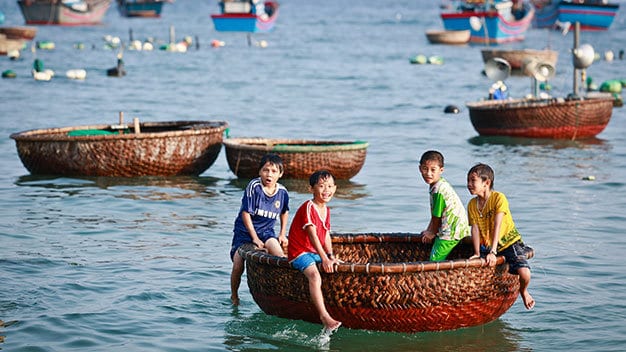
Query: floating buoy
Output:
[[36, 41, 55, 50], [66, 69, 87, 80], [539, 82, 552, 91], [107, 53, 126, 77], [409, 54, 428, 64], [2, 70, 17, 78], [211, 39, 225, 47], [7, 49, 20, 60], [586, 76, 598, 91], [257, 40, 268, 48], [128, 40, 142, 51], [444, 105, 460, 114], [74, 42, 85, 50], [605, 50, 614, 61], [599, 80, 622, 94], [33, 58, 45, 72], [32, 69, 53, 81], [142, 41, 154, 51], [428, 55, 443, 65], [582, 175, 596, 181]]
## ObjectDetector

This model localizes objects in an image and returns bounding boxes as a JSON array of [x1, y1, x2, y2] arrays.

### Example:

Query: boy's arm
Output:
[[278, 211, 289, 245], [469, 224, 481, 259], [487, 212, 505, 265], [305, 225, 336, 273], [241, 211, 264, 249], [421, 216, 441, 243]]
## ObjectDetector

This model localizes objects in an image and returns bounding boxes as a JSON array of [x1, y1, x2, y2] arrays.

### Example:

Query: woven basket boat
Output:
[[10, 120, 228, 177], [466, 97, 614, 139], [241, 232, 533, 332], [425, 29, 470, 45], [223, 137, 368, 179], [0, 26, 38, 40]]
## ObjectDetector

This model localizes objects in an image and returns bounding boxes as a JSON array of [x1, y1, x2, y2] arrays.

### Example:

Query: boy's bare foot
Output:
[[322, 318, 342, 334], [231, 295, 240, 306], [521, 291, 535, 310]]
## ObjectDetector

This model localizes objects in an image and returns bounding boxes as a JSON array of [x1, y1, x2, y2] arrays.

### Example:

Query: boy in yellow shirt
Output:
[[466, 163, 535, 310]]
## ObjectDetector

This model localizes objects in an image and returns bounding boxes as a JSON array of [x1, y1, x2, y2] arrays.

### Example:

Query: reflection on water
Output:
[[467, 135, 608, 150], [14, 175, 221, 200], [227, 178, 369, 200], [224, 311, 524, 352]]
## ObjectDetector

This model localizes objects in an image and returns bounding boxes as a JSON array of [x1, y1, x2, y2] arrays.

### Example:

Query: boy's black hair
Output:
[[420, 150, 444, 167], [309, 169, 335, 186], [258, 153, 284, 173], [468, 163, 495, 189]]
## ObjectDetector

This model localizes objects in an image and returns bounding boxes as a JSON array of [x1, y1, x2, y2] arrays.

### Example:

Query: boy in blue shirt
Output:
[[230, 153, 289, 306]]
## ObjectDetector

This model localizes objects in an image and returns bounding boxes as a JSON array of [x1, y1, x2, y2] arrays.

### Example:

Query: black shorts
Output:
[[499, 241, 532, 275]]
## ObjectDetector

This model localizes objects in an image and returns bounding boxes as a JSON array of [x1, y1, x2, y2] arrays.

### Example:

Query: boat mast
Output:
[[572, 22, 580, 98]]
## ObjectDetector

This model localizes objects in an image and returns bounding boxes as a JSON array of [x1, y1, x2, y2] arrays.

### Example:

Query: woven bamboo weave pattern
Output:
[[242, 233, 532, 332], [467, 97, 613, 139], [223, 137, 368, 179], [10, 120, 228, 177]]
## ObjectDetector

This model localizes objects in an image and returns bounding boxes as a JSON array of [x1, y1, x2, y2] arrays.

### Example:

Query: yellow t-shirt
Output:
[[467, 191, 521, 251]]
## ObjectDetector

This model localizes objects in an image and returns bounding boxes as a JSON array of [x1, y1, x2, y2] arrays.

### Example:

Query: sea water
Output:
[[1, 0, 626, 351]]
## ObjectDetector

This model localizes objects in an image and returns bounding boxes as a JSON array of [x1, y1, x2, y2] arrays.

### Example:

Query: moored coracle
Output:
[[425, 29, 470, 45], [466, 97, 614, 139], [241, 232, 533, 333], [10, 120, 228, 177], [223, 137, 368, 179]]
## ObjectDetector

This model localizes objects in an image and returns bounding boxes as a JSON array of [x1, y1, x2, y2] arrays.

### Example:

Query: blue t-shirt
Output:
[[230, 178, 289, 259]]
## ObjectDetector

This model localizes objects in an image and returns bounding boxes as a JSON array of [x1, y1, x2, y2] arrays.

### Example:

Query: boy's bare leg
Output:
[[518, 267, 534, 309], [230, 251, 245, 306], [304, 266, 341, 331], [264, 238, 285, 257]]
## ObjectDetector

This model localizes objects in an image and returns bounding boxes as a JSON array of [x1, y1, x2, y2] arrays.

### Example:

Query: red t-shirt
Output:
[[287, 200, 331, 261]]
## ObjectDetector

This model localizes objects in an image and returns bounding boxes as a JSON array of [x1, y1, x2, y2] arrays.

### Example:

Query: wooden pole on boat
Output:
[[133, 117, 141, 134], [169, 25, 175, 45], [119, 111, 124, 125], [573, 22, 580, 98]]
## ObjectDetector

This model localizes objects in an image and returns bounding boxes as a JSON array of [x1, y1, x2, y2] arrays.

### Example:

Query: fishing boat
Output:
[[467, 22, 615, 139], [531, 0, 620, 30], [241, 232, 533, 332], [211, 0, 279, 32], [17, 0, 111, 26], [440, 0, 535, 44], [480, 48, 558, 71], [222, 137, 368, 179], [425, 29, 470, 45], [0, 26, 37, 40], [117, 0, 169, 18], [10, 117, 229, 177]]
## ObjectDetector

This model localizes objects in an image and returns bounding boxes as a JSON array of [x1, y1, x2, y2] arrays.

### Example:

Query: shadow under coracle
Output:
[[14, 174, 222, 200], [468, 135, 608, 150], [227, 178, 369, 200]]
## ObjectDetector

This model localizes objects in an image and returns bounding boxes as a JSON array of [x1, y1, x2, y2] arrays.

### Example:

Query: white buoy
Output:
[[142, 41, 154, 51], [66, 69, 87, 80], [129, 40, 142, 51], [32, 70, 53, 81]]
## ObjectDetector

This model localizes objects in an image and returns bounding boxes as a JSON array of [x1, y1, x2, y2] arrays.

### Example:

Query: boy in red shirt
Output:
[[287, 170, 341, 333]]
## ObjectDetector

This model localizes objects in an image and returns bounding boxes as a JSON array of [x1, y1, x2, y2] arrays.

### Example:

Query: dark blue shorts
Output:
[[230, 229, 277, 261], [482, 241, 532, 274]]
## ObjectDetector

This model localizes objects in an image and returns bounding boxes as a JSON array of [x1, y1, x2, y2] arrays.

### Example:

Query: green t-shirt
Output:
[[430, 178, 470, 241]]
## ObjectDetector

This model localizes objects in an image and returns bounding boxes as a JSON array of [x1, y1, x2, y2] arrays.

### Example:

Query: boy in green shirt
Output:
[[418, 150, 470, 261]]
